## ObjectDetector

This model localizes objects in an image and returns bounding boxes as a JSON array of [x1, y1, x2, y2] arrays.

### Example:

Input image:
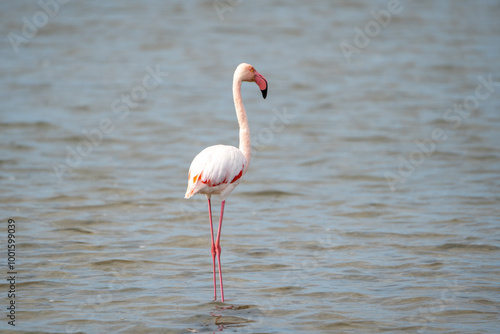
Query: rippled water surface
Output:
[[1, 1, 500, 333]]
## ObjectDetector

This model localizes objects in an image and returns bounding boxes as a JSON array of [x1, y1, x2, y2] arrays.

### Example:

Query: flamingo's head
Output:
[[235, 63, 268, 99]]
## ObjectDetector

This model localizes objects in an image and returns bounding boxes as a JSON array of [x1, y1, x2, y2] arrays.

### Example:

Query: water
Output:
[[1, 0, 500, 333]]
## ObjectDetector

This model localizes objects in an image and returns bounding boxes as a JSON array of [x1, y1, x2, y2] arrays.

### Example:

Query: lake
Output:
[[1, 0, 499, 333]]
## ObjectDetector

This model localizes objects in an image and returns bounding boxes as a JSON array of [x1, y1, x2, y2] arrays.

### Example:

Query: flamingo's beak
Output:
[[255, 72, 268, 99]]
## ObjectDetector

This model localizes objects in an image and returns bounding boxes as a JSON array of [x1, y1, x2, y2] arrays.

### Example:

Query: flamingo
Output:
[[184, 63, 268, 302]]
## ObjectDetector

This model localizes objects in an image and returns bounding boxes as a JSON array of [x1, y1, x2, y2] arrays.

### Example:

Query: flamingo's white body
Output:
[[185, 145, 246, 201], [185, 63, 268, 302]]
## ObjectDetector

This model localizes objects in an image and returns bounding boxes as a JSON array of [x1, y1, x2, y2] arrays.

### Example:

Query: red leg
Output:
[[215, 200, 225, 302], [207, 198, 217, 301]]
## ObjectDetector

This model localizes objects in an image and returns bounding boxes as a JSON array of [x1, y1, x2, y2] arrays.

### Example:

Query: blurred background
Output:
[[1, 0, 499, 333]]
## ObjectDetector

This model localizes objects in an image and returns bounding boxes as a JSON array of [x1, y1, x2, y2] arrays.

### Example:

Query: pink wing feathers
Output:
[[185, 145, 247, 200]]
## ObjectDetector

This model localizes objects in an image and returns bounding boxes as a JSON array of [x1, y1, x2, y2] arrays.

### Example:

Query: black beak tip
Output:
[[261, 87, 267, 99]]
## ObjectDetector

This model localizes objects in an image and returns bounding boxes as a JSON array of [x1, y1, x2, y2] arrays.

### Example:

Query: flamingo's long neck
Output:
[[233, 74, 251, 173]]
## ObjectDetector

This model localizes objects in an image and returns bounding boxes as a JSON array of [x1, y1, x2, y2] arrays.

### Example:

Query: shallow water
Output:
[[1, 0, 500, 333]]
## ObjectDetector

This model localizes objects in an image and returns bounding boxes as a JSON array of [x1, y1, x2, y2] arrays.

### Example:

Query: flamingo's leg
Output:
[[208, 198, 217, 301], [215, 200, 225, 302]]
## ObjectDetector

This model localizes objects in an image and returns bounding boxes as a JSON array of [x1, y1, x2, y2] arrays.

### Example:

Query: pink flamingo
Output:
[[185, 63, 268, 302]]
